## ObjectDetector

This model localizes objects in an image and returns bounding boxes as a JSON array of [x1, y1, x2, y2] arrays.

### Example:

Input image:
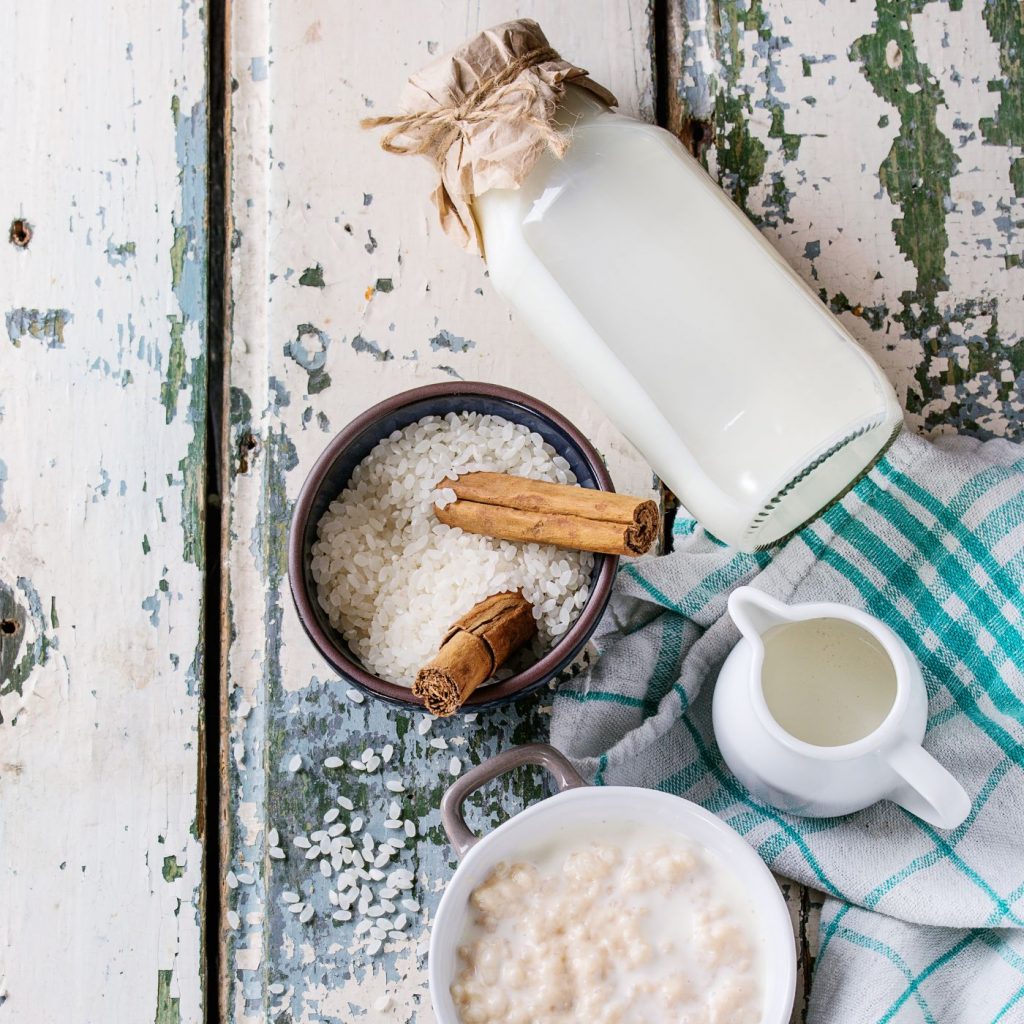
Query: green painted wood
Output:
[[668, 1, 1023, 1018], [669, 0, 1023, 440]]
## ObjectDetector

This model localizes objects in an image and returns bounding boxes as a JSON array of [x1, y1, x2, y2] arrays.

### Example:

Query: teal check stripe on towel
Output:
[[550, 431, 1024, 1024]]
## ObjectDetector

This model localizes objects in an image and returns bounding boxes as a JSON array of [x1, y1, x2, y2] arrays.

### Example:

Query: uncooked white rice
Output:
[[310, 412, 594, 685]]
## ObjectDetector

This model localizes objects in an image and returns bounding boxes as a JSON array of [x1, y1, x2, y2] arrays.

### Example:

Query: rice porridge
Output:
[[450, 823, 763, 1024]]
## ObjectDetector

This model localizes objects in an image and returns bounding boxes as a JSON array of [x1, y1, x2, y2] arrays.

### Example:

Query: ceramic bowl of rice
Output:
[[288, 381, 619, 711]]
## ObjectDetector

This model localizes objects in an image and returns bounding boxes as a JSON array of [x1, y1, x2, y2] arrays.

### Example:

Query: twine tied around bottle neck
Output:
[[361, 19, 617, 253], [360, 46, 571, 160]]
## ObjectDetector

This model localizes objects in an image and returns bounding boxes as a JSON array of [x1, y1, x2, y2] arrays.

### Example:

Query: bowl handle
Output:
[[440, 743, 587, 859]]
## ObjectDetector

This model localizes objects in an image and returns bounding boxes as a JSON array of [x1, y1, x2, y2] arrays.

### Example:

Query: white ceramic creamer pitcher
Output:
[[712, 587, 970, 828]]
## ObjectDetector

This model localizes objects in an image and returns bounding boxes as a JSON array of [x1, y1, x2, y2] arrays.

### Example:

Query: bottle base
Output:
[[746, 418, 904, 551]]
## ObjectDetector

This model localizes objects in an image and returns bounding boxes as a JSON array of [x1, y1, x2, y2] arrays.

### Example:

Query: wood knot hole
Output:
[[238, 432, 261, 473], [0, 619, 18, 635], [9, 218, 32, 248], [678, 118, 712, 160]]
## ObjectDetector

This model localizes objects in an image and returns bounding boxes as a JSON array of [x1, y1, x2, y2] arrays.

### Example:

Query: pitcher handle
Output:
[[440, 743, 587, 859], [885, 741, 971, 830]]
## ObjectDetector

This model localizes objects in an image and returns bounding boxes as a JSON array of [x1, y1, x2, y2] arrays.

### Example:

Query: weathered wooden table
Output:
[[3, 2, 1021, 1022]]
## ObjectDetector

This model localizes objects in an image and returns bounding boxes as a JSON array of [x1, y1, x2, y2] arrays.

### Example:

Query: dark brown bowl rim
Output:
[[287, 380, 618, 710]]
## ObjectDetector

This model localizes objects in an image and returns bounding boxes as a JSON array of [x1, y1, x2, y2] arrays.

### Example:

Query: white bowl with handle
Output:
[[430, 743, 796, 1024]]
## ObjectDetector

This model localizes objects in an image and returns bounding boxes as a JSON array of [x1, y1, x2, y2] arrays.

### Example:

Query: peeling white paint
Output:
[[226, 2, 655, 1020], [224, 2, 1021, 1021], [0, 2, 207, 1022]]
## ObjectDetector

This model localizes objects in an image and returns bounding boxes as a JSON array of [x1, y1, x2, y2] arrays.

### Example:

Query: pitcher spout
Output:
[[727, 586, 793, 642]]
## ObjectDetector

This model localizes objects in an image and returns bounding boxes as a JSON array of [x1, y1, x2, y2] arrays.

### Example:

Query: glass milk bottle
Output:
[[473, 86, 903, 550]]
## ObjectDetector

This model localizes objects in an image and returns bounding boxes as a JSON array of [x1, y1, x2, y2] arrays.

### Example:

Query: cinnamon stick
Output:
[[434, 472, 658, 556], [412, 591, 537, 716]]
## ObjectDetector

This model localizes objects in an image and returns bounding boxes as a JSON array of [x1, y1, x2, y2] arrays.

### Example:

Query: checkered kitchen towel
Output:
[[550, 430, 1024, 1024]]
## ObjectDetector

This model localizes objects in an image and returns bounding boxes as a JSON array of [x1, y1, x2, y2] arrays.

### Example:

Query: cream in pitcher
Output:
[[759, 617, 899, 747], [364, 19, 904, 551], [712, 587, 971, 828]]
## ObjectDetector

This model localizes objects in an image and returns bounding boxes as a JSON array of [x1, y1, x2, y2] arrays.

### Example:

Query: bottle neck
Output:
[[470, 83, 610, 244], [555, 83, 612, 129]]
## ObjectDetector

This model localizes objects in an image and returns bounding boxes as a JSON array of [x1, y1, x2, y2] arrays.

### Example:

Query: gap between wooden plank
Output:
[[204, 0, 230, 1021]]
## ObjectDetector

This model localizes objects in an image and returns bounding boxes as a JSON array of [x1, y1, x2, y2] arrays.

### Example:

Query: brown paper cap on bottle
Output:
[[362, 19, 617, 254]]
